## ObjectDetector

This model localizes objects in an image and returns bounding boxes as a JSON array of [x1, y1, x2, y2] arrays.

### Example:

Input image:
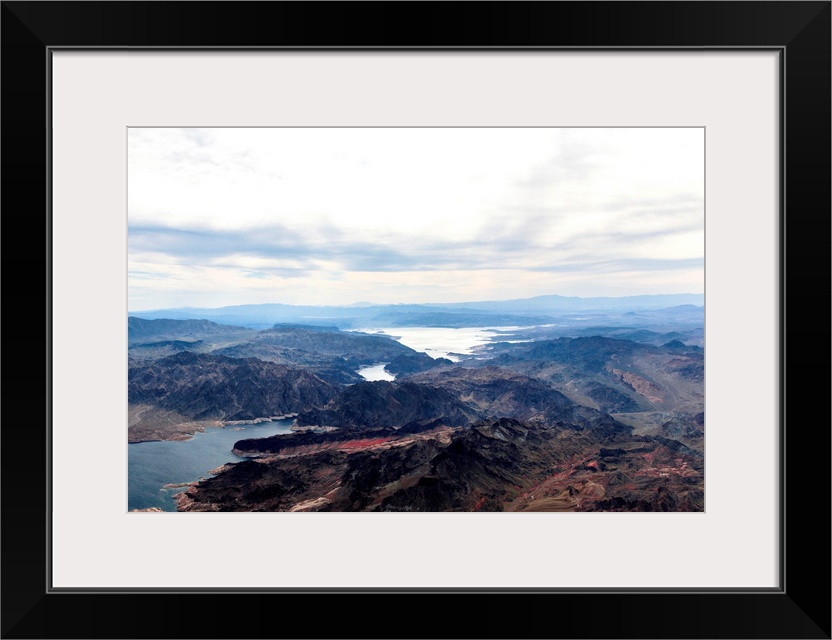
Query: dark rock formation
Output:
[[408, 366, 629, 436], [207, 325, 419, 384], [584, 381, 641, 413], [221, 325, 416, 364], [384, 353, 453, 376], [210, 342, 365, 385], [233, 427, 398, 457], [376, 418, 588, 511], [658, 413, 705, 446], [129, 352, 336, 422], [296, 380, 479, 430], [474, 336, 703, 423], [179, 416, 703, 513]]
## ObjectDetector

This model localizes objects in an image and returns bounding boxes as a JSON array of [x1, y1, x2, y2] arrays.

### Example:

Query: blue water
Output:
[[128, 419, 294, 512]]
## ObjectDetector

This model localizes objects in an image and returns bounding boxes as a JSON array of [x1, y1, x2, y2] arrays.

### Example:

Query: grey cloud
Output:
[[128, 218, 702, 277], [129, 223, 503, 273], [129, 224, 305, 258]]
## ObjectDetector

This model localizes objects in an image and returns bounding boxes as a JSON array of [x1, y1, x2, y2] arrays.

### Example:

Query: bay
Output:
[[128, 418, 294, 512], [356, 363, 395, 381]]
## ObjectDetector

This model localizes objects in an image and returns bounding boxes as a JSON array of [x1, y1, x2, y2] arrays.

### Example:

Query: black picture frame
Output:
[[2, 2, 829, 638]]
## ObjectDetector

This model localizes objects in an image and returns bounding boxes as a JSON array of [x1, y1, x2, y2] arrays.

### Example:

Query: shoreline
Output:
[[128, 414, 299, 444], [222, 413, 298, 426]]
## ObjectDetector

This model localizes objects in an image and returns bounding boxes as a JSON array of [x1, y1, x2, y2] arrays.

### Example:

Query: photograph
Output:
[[2, 0, 828, 636], [128, 126, 705, 513]]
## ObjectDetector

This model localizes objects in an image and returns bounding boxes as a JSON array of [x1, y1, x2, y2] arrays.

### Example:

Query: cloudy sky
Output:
[[128, 127, 703, 311]]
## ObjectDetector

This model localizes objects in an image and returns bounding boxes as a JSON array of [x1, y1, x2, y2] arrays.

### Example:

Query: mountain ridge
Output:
[[129, 293, 704, 328]]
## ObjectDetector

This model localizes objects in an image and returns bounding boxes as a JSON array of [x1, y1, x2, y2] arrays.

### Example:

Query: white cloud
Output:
[[128, 127, 704, 309]]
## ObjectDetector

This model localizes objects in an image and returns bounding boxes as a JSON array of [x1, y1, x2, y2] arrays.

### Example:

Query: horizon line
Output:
[[127, 291, 705, 314]]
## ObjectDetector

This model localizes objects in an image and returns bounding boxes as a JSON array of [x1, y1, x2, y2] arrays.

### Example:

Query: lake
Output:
[[356, 363, 395, 381], [352, 326, 512, 361], [128, 418, 294, 512]]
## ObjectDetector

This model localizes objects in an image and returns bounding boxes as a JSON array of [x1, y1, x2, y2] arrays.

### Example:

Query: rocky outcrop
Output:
[[220, 325, 416, 364], [178, 418, 584, 512], [128, 353, 337, 439], [207, 325, 420, 384], [210, 342, 365, 385], [178, 418, 703, 512], [176, 450, 351, 512], [384, 353, 453, 376], [295, 380, 479, 430], [584, 381, 641, 413], [408, 366, 629, 436], [658, 413, 705, 448], [476, 336, 703, 424], [232, 427, 399, 457]]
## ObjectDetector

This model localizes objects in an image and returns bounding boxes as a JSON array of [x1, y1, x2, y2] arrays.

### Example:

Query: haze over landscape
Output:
[[128, 128, 704, 513]]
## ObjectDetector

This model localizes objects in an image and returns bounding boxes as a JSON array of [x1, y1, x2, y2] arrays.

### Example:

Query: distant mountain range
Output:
[[421, 293, 704, 312], [129, 293, 704, 329]]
